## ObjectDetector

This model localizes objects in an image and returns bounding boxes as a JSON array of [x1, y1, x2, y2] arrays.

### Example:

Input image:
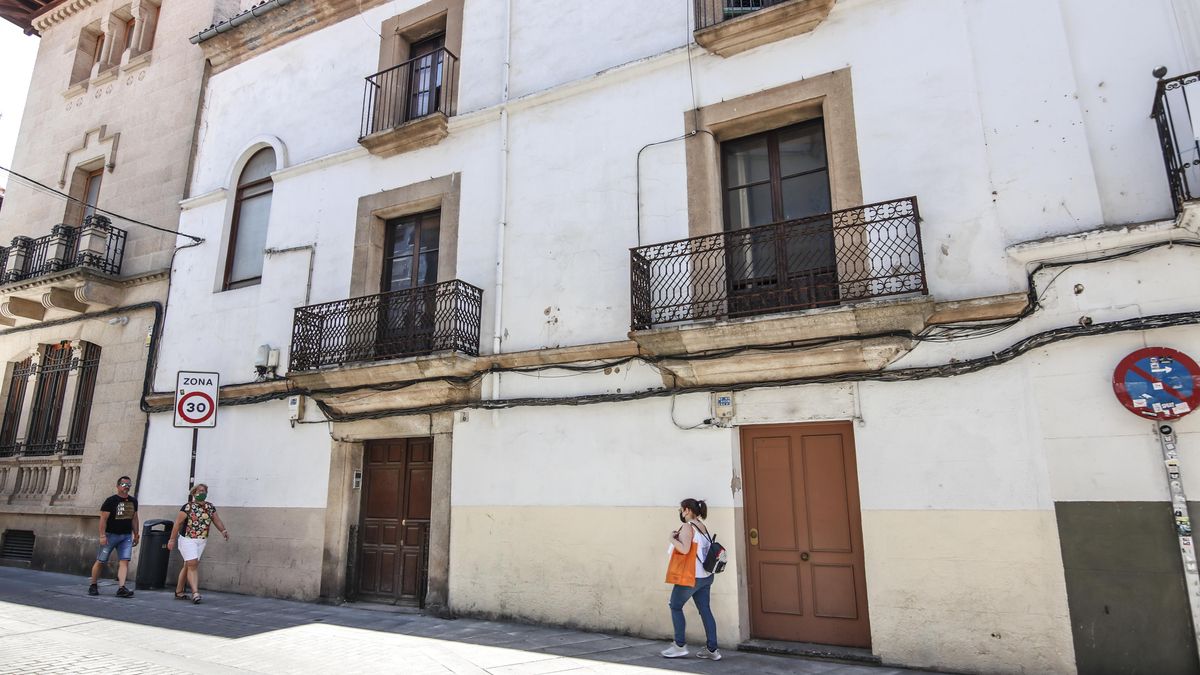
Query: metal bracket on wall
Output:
[[1157, 423, 1200, 650]]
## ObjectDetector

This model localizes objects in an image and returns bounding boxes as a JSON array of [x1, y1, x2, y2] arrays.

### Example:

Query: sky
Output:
[[0, 22, 40, 189]]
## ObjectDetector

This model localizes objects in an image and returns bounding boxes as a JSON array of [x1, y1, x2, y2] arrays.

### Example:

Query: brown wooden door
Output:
[[741, 422, 871, 647], [357, 438, 433, 606]]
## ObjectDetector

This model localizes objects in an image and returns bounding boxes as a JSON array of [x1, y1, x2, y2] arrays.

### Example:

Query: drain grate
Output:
[[0, 530, 34, 560]]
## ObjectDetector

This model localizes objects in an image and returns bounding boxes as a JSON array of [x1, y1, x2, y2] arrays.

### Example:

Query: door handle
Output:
[[800, 552, 810, 561], [749, 528, 759, 546]]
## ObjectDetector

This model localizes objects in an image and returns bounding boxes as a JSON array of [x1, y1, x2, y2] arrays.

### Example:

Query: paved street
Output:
[[0, 567, 928, 674]]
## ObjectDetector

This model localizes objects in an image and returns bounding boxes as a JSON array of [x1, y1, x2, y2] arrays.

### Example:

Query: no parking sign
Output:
[[1112, 347, 1200, 421], [173, 371, 219, 428]]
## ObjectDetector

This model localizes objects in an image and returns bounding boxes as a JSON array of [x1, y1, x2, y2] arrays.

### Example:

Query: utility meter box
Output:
[[287, 395, 305, 421], [712, 392, 735, 420]]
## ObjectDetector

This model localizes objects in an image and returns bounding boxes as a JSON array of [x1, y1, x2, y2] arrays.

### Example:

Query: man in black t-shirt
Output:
[[88, 476, 140, 597]]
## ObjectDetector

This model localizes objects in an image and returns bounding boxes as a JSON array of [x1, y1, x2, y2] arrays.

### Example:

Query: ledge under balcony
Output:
[[693, 0, 835, 57], [288, 279, 483, 415], [629, 196, 947, 386], [358, 47, 458, 158], [0, 216, 128, 326]]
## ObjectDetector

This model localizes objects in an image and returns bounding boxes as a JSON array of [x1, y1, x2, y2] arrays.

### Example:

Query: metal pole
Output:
[[188, 427, 198, 488], [1157, 422, 1200, 650]]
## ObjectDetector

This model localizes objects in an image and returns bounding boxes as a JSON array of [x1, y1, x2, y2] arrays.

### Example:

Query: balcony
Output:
[[629, 197, 935, 385], [1152, 69, 1200, 218], [358, 47, 459, 158], [0, 216, 128, 325], [288, 279, 482, 415], [693, 0, 835, 57]]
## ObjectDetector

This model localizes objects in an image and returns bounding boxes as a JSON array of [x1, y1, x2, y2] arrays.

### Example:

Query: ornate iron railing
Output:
[[290, 279, 482, 371], [694, 0, 792, 30], [3, 215, 127, 284], [1153, 69, 1200, 214], [631, 196, 927, 330], [360, 47, 458, 139]]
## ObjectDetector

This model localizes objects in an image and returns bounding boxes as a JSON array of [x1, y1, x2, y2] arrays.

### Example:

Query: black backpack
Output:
[[695, 526, 728, 574]]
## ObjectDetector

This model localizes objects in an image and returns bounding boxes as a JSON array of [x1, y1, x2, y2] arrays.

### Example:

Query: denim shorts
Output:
[[97, 533, 133, 562]]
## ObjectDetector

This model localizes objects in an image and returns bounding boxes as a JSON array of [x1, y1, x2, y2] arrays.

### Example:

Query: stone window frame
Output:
[[350, 173, 461, 298], [377, 0, 464, 76], [63, 157, 107, 227], [68, 21, 105, 88], [684, 67, 862, 239]]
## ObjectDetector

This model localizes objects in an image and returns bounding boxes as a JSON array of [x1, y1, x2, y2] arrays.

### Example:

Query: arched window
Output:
[[224, 148, 276, 289]]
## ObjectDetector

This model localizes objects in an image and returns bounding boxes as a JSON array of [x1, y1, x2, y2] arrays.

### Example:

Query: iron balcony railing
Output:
[[360, 47, 459, 140], [290, 279, 482, 371], [1153, 69, 1200, 214], [3, 215, 127, 284], [694, 0, 791, 30], [631, 196, 927, 330]]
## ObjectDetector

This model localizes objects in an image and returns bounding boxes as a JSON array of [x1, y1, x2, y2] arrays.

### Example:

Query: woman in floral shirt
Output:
[[167, 483, 228, 604]]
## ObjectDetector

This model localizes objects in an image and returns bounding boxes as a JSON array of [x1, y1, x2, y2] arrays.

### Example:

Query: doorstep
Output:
[[738, 638, 882, 665]]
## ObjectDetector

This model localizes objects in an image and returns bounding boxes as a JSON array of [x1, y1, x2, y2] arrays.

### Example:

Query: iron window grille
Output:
[[694, 0, 792, 30], [360, 47, 459, 139], [290, 279, 482, 371], [0, 342, 101, 458], [630, 196, 928, 330], [1152, 69, 1200, 214]]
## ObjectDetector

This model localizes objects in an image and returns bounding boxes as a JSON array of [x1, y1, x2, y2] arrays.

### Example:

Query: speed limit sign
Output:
[[174, 371, 219, 428]]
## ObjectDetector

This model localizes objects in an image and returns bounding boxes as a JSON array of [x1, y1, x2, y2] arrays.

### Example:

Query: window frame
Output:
[[382, 209, 441, 292], [123, 16, 137, 55], [24, 343, 73, 456], [720, 118, 831, 231], [223, 149, 276, 291]]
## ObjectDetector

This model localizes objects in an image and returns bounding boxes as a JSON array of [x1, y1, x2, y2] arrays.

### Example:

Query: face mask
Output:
[[679, 511, 686, 523], [195, 492, 207, 501]]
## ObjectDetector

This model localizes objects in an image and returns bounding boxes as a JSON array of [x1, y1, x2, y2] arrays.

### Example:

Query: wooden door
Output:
[[376, 210, 440, 360], [741, 422, 871, 647], [357, 438, 433, 606]]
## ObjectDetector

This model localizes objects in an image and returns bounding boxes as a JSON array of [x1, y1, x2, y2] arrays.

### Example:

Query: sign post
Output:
[[174, 371, 218, 488], [1113, 347, 1200, 650]]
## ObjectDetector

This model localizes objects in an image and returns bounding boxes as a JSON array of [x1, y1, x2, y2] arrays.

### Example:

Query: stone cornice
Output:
[[32, 0, 101, 34]]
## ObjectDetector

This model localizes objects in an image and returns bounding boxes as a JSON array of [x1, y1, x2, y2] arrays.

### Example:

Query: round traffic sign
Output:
[[1112, 347, 1200, 420], [176, 391, 215, 424]]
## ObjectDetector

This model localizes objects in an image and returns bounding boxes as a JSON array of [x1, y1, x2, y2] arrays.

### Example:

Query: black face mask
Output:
[[679, 511, 686, 523]]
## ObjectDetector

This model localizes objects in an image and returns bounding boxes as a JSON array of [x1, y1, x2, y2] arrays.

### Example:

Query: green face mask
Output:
[[195, 492, 207, 501]]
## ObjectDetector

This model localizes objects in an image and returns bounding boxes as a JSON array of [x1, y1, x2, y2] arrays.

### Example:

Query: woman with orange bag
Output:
[[661, 497, 720, 660]]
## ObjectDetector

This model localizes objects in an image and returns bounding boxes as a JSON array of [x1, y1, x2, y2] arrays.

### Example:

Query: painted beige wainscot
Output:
[[449, 506, 740, 648], [862, 509, 1076, 674]]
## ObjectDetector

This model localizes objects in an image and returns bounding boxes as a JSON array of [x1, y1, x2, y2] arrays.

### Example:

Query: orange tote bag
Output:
[[665, 540, 697, 587]]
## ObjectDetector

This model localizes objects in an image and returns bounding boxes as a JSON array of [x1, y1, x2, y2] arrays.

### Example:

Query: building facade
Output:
[[0, 0, 217, 573], [133, 0, 1200, 673]]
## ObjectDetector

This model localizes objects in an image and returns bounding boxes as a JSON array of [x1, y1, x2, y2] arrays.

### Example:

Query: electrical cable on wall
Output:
[[0, 165, 205, 243]]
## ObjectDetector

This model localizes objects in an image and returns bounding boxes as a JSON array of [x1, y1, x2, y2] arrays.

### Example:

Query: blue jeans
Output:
[[669, 574, 717, 650], [97, 533, 133, 562]]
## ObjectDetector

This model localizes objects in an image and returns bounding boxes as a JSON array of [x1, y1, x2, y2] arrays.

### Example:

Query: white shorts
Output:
[[178, 536, 207, 561]]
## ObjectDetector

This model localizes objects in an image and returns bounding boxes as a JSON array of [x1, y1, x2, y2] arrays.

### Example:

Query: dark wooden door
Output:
[[407, 33, 445, 121], [741, 422, 871, 647], [357, 438, 433, 606]]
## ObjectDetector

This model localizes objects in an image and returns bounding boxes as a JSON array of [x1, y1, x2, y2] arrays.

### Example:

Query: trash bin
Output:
[[135, 519, 174, 590]]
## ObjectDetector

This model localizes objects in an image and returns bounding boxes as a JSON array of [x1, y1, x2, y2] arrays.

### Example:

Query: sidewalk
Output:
[[0, 567, 923, 674]]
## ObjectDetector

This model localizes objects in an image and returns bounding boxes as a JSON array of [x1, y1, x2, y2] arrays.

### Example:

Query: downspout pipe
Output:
[[491, 0, 513, 402]]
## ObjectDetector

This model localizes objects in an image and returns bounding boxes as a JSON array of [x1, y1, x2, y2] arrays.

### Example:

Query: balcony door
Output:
[[722, 119, 837, 316], [378, 210, 440, 359], [407, 34, 445, 121]]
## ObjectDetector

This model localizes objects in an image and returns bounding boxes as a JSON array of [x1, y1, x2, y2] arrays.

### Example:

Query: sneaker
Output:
[[698, 647, 722, 661], [660, 643, 689, 658], [87, 583, 98, 596], [115, 586, 134, 598]]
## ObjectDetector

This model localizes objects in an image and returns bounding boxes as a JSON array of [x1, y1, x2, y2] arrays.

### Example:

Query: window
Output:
[[82, 169, 103, 222], [0, 343, 101, 458], [722, 119, 830, 229], [406, 34, 446, 122], [123, 17, 137, 54], [721, 120, 836, 313], [224, 148, 276, 290], [383, 210, 440, 292], [92, 33, 105, 67]]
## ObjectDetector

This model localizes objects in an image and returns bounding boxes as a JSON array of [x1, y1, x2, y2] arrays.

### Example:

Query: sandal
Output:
[[174, 591, 188, 600], [192, 593, 202, 604]]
